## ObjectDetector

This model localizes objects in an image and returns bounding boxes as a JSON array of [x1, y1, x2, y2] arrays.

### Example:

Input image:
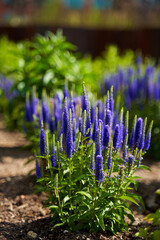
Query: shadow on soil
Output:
[[0, 217, 53, 240], [0, 147, 31, 162], [137, 181, 160, 211], [0, 175, 36, 198]]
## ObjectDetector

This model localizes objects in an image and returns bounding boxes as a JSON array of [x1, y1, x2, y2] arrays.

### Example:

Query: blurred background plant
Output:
[[0, 36, 20, 76], [0, 32, 136, 128]]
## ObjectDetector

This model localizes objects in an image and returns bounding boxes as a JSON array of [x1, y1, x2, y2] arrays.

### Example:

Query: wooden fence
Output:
[[0, 25, 160, 59]]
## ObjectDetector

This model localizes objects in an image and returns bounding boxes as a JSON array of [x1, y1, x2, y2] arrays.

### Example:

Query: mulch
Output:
[[0, 115, 160, 240]]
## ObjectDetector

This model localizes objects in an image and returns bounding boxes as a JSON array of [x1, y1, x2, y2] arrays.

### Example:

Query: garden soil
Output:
[[0, 115, 160, 240]]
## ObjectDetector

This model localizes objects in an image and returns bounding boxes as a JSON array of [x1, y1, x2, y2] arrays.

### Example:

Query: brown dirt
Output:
[[0, 114, 160, 240]]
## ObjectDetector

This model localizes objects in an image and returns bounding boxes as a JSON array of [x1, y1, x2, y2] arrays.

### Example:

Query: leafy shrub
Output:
[[11, 30, 99, 96], [34, 86, 152, 233]]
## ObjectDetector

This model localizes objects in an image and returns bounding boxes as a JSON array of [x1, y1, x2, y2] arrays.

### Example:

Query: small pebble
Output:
[[6, 177, 11, 181], [27, 231, 38, 239]]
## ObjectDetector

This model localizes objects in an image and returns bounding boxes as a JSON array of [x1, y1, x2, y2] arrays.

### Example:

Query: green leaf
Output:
[[152, 230, 160, 240], [49, 205, 59, 209], [24, 157, 35, 165], [127, 193, 145, 208], [145, 209, 160, 225], [76, 191, 92, 200], [119, 195, 139, 206], [135, 227, 149, 238], [95, 213, 105, 231], [63, 168, 70, 175], [82, 200, 91, 210], [155, 189, 160, 195], [62, 196, 71, 207], [52, 222, 65, 229], [125, 212, 135, 223], [73, 174, 86, 182], [138, 165, 151, 171]]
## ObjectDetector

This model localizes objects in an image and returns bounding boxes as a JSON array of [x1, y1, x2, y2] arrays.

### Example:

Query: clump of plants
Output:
[[35, 86, 152, 233], [101, 61, 160, 160]]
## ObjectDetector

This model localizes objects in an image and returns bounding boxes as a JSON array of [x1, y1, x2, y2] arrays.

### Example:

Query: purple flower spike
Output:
[[98, 102, 104, 121], [25, 99, 32, 122], [42, 101, 49, 125], [51, 137, 56, 168], [91, 105, 96, 124], [135, 118, 143, 146], [99, 119, 104, 142], [69, 98, 75, 121], [62, 98, 69, 138], [105, 91, 110, 110], [36, 159, 41, 178], [86, 111, 91, 141], [112, 110, 118, 130], [119, 108, 124, 145], [105, 109, 112, 126], [31, 98, 37, 117], [66, 109, 73, 158], [82, 85, 88, 114], [40, 125, 45, 156], [95, 122, 102, 157], [144, 132, 151, 150], [49, 116, 54, 134], [144, 121, 153, 150], [95, 155, 104, 184], [90, 143, 95, 173], [123, 146, 127, 163], [79, 117, 82, 133], [138, 134, 145, 150], [92, 117, 98, 142], [113, 124, 120, 149], [103, 125, 110, 147], [63, 86, 69, 102], [129, 116, 137, 149], [109, 87, 114, 114], [107, 147, 112, 170]]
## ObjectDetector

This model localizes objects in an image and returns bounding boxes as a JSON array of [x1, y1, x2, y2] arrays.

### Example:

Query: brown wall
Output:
[[0, 25, 160, 60]]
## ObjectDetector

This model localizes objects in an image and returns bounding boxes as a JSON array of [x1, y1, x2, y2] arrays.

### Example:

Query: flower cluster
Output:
[[0, 75, 17, 101], [101, 65, 160, 109], [33, 86, 152, 184]]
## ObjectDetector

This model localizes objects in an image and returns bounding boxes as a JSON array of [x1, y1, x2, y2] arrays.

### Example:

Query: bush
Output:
[[34, 86, 152, 233]]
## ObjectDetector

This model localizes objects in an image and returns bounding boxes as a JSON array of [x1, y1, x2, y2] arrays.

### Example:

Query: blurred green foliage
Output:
[[94, 45, 134, 75], [0, 32, 136, 97], [0, 37, 20, 77], [0, 31, 135, 129], [11, 30, 100, 97]]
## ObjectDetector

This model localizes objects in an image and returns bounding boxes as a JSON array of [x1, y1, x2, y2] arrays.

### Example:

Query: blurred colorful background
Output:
[[0, 0, 160, 59]]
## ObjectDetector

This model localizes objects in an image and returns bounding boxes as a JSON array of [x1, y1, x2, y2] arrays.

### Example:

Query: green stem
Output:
[[69, 157, 72, 209]]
